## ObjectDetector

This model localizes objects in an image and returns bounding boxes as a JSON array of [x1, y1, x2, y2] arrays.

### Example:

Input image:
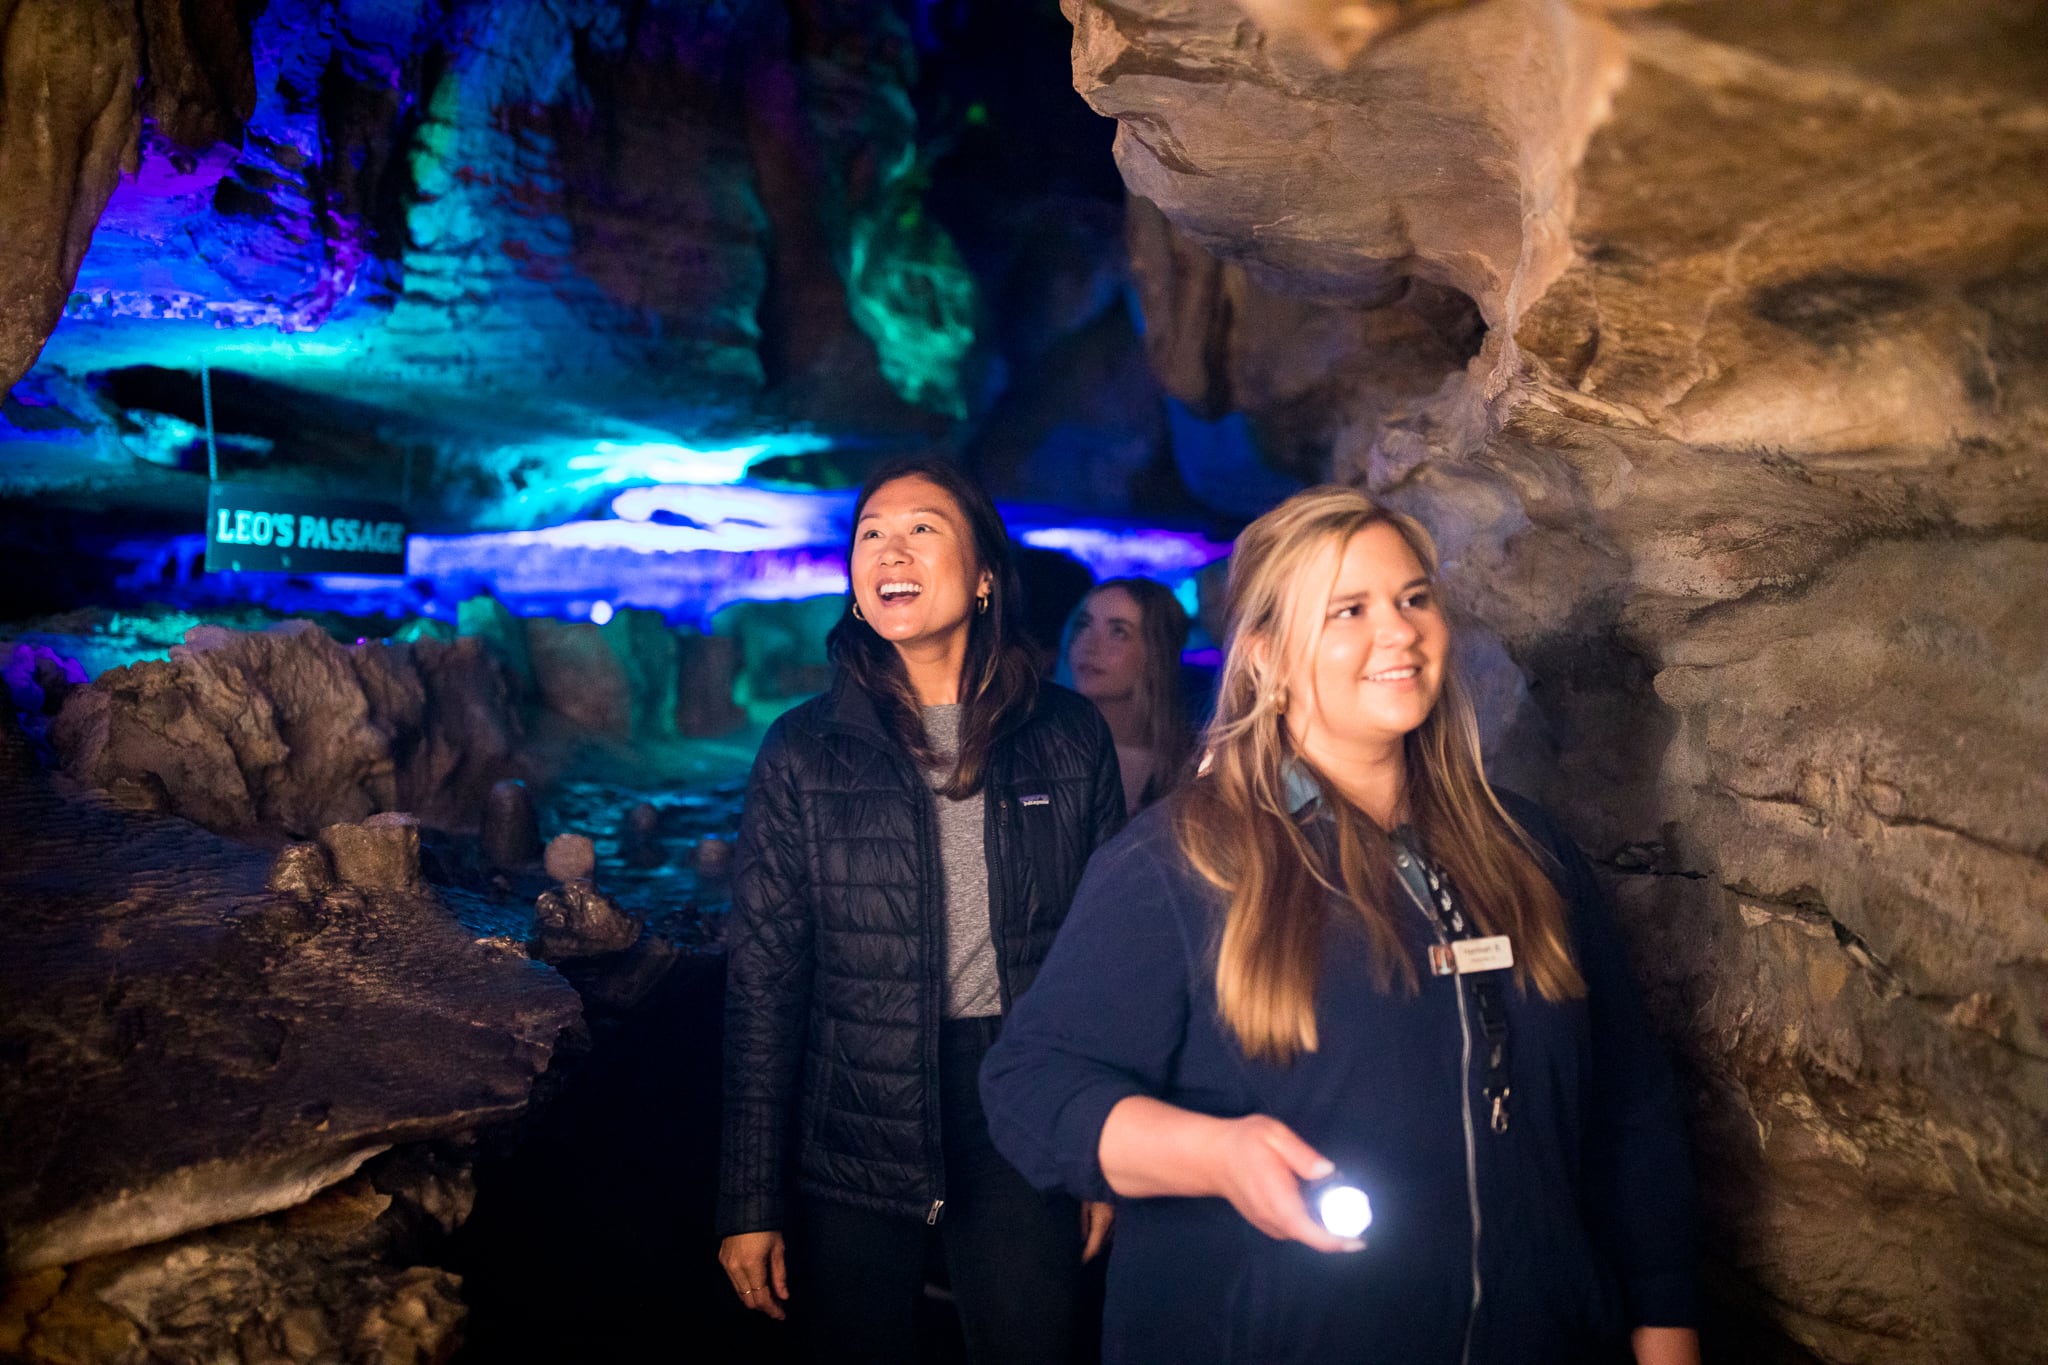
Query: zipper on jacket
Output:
[[1451, 950, 1483, 1365], [1394, 848, 1483, 1365], [987, 786, 1014, 1011], [926, 1199, 945, 1226], [903, 749, 948, 1224]]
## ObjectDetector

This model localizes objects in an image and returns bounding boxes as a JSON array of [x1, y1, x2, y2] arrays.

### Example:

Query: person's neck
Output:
[[1296, 734, 1407, 829], [898, 637, 968, 706], [1091, 694, 1148, 748]]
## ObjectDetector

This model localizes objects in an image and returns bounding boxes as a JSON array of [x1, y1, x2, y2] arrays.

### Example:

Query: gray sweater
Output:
[[922, 704, 1000, 1019]]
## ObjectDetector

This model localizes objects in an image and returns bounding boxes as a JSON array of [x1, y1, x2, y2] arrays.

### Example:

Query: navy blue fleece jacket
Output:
[[980, 790, 1697, 1365]]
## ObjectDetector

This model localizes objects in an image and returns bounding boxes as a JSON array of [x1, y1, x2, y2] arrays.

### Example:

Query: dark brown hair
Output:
[[1060, 576, 1195, 806], [826, 457, 1040, 797]]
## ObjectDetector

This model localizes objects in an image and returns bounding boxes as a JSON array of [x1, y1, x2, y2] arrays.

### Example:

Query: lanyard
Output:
[[1389, 830, 1512, 1134]]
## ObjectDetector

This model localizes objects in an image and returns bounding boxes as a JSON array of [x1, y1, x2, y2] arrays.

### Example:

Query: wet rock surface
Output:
[[0, 723, 582, 1276]]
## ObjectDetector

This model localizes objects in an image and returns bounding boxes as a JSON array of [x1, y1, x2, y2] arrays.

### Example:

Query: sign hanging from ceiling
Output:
[[205, 483, 408, 575]]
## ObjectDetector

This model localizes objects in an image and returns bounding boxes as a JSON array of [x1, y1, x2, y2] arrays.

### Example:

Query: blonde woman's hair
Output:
[[1174, 486, 1585, 1063]]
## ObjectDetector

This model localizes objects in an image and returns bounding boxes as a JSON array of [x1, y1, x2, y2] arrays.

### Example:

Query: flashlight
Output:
[[1304, 1172, 1373, 1240]]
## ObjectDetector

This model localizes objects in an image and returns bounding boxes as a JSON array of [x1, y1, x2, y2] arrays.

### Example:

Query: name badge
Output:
[[1451, 936, 1513, 974]]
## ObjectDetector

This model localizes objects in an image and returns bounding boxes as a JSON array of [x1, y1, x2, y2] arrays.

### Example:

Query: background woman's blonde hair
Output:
[[1174, 486, 1585, 1063]]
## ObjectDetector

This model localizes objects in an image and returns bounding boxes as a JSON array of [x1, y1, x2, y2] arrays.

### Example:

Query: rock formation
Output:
[[1, 1150, 472, 1365], [533, 880, 642, 961], [50, 620, 523, 838], [0, 708, 581, 1276], [4, 0, 986, 538], [0, 0, 254, 390], [480, 777, 544, 869], [1065, 0, 2048, 1360]]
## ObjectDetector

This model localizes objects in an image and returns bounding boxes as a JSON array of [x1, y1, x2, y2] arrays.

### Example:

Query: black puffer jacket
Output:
[[717, 672, 1125, 1236]]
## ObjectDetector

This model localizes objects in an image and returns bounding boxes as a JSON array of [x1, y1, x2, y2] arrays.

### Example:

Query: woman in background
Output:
[[718, 456, 1123, 1364], [1059, 577, 1194, 812], [984, 486, 1699, 1365]]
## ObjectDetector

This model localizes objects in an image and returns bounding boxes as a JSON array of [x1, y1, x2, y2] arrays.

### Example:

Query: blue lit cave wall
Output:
[[1, 0, 1287, 694]]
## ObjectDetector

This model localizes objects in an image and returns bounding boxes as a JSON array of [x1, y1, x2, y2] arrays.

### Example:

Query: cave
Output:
[[2, 1, 2044, 1363]]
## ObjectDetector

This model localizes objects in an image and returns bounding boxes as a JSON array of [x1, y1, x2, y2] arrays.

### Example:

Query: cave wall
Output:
[[1065, 0, 2048, 1360], [6, 0, 1172, 550]]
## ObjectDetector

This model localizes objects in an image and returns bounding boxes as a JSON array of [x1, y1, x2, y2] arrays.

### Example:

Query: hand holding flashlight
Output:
[[1097, 1100, 1367, 1253], [1207, 1115, 1368, 1253]]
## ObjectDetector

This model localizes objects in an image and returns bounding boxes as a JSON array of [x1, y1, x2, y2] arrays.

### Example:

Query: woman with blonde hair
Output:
[[982, 486, 1699, 1364], [1058, 576, 1195, 812]]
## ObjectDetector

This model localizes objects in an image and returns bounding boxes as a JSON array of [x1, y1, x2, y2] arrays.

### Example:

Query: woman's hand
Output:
[[1205, 1115, 1363, 1252], [1631, 1326, 1700, 1365], [1081, 1200, 1115, 1262], [1097, 1096, 1363, 1253], [718, 1231, 789, 1320]]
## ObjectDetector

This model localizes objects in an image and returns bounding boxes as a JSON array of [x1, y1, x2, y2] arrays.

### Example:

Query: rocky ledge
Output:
[[0, 703, 580, 1311]]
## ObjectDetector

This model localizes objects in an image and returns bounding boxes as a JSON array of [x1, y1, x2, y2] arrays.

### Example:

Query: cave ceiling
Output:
[[1, 0, 1161, 544]]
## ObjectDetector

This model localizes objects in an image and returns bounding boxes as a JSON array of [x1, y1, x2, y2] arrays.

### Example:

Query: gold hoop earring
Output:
[[1269, 685, 1289, 715], [852, 602, 865, 622], [976, 594, 990, 616]]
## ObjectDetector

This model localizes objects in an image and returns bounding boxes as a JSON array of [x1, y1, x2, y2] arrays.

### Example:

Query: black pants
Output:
[[796, 1017, 1084, 1365]]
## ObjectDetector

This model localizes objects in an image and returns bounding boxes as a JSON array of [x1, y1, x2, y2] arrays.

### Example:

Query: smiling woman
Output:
[[716, 458, 1127, 1364], [1060, 577, 1193, 812], [982, 485, 1702, 1365]]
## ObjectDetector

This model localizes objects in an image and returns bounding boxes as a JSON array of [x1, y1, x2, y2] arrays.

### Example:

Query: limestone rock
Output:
[[1, 1154, 469, 1365], [319, 812, 423, 893], [528, 610, 689, 737], [619, 802, 666, 870], [527, 619, 632, 736], [0, 760, 581, 1272], [543, 833, 596, 885], [49, 622, 523, 839], [1, 0, 266, 389], [0, 3, 141, 393], [691, 835, 734, 883], [675, 635, 745, 738], [1069, 1, 2048, 1359], [533, 880, 641, 961], [480, 778, 542, 869], [1064, 0, 1624, 348], [457, 594, 536, 697], [710, 596, 841, 708], [266, 842, 334, 899]]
